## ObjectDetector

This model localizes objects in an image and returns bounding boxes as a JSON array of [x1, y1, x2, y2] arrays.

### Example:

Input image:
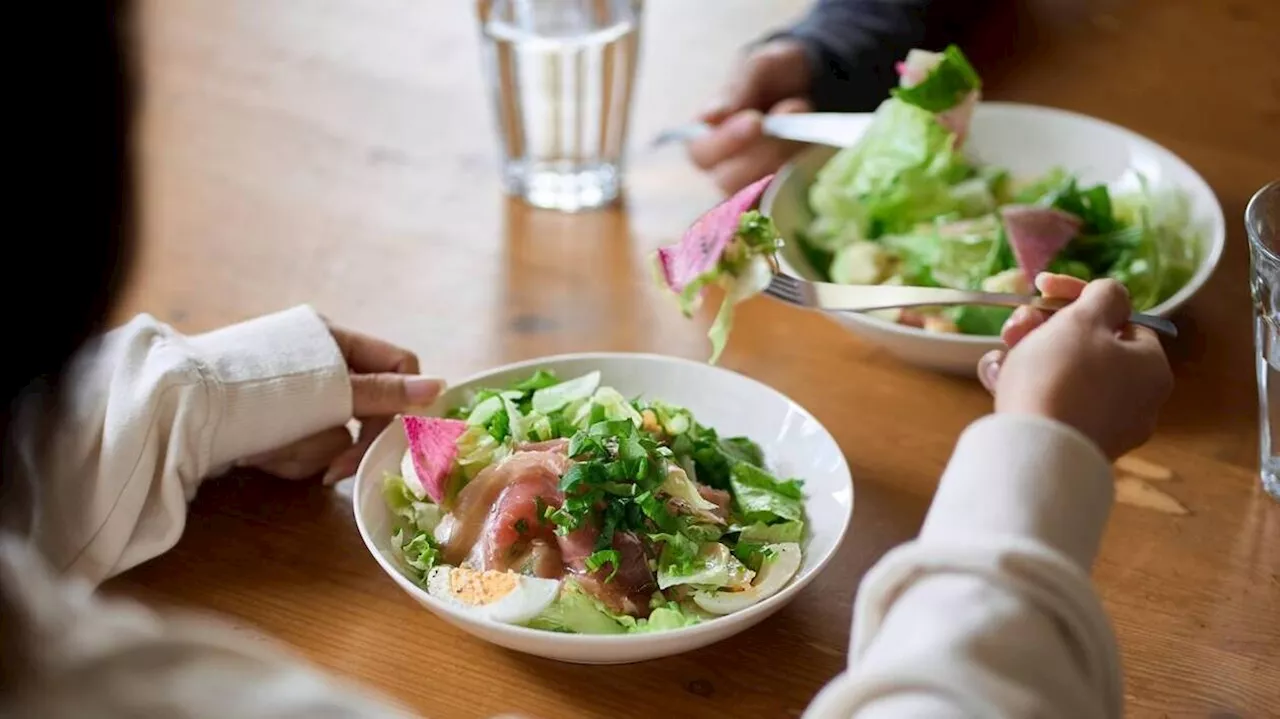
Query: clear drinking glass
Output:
[[1248, 179, 1280, 500], [479, 0, 641, 212]]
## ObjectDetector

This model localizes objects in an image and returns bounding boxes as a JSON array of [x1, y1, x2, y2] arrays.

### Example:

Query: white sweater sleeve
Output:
[[804, 414, 1122, 719], [23, 306, 352, 585]]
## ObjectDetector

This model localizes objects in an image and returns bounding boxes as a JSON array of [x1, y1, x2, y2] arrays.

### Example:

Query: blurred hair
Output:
[[1, 0, 135, 686], [1, 1, 135, 486]]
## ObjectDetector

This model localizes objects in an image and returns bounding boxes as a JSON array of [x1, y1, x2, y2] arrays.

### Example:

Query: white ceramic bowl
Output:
[[761, 102, 1227, 375], [353, 353, 854, 664]]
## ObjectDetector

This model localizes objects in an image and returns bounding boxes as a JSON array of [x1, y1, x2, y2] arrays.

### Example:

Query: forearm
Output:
[[21, 307, 352, 584], [806, 415, 1123, 718], [778, 0, 985, 112]]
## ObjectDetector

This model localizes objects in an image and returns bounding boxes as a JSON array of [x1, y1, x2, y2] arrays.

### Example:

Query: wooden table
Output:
[[111, 0, 1279, 716]]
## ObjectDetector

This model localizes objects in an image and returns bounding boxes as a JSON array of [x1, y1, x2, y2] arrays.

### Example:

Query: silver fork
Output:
[[764, 274, 1178, 337]]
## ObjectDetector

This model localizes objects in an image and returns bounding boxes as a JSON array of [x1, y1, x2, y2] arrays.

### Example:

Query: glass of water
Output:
[[479, 0, 641, 212], [1249, 179, 1280, 500]]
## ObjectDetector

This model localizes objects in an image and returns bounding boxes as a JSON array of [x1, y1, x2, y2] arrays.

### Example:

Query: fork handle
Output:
[[925, 292, 1178, 337]]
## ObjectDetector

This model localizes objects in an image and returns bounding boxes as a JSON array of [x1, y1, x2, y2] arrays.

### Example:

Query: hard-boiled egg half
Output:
[[426, 566, 561, 625], [692, 542, 802, 615]]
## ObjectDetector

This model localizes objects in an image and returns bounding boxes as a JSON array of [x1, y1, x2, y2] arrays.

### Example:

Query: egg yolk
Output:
[[447, 569, 520, 606]]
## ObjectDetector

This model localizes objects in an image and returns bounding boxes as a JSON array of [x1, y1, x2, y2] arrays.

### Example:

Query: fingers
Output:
[[239, 426, 353, 480], [978, 349, 1004, 392], [1070, 279, 1132, 330], [1125, 325, 1173, 371], [1000, 305, 1050, 348], [687, 110, 763, 171], [329, 326, 420, 375], [323, 416, 392, 486], [708, 138, 801, 195], [1034, 272, 1087, 300], [770, 96, 812, 116], [693, 98, 810, 194], [351, 373, 446, 416]]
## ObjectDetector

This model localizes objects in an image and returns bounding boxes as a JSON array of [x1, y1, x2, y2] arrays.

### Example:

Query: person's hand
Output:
[[977, 274, 1173, 459], [238, 324, 444, 485], [688, 39, 813, 195]]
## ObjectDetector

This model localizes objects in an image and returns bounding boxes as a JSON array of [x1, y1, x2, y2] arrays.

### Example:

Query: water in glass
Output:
[[480, 0, 640, 212], [1248, 180, 1280, 499]]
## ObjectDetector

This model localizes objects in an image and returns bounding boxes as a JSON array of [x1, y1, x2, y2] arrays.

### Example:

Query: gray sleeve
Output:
[[773, 0, 986, 112]]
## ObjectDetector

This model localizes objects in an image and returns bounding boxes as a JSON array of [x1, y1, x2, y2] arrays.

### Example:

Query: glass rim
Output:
[[1247, 178, 1280, 263]]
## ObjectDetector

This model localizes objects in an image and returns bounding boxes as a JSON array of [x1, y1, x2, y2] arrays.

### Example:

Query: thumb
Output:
[[351, 374, 446, 417]]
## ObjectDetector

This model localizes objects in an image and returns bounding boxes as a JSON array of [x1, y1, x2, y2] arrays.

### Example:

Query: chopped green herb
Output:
[[585, 549, 622, 581]]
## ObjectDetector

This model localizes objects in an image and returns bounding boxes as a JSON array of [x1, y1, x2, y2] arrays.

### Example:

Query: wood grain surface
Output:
[[108, 0, 1280, 716]]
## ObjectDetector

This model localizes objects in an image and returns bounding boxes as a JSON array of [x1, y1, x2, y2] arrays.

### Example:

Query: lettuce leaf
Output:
[[383, 473, 444, 534], [389, 527, 440, 583], [728, 463, 805, 524], [525, 582, 626, 635], [531, 371, 600, 414], [891, 45, 982, 113], [1109, 175, 1202, 310], [455, 425, 509, 480], [525, 582, 701, 634], [656, 543, 753, 590], [807, 98, 972, 252], [737, 520, 805, 544]]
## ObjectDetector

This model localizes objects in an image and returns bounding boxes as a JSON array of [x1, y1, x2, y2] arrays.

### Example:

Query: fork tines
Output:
[[764, 273, 814, 307]]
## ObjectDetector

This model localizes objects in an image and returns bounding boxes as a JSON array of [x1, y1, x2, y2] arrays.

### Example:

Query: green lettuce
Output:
[[628, 604, 702, 633], [728, 462, 805, 524], [1109, 175, 1202, 310], [531, 371, 600, 415], [708, 212, 780, 364], [737, 520, 805, 544], [891, 45, 982, 113], [455, 425, 508, 480], [389, 528, 440, 583], [807, 98, 972, 252], [947, 305, 1014, 335], [525, 582, 626, 635], [526, 582, 701, 634], [383, 473, 444, 534], [656, 543, 753, 590]]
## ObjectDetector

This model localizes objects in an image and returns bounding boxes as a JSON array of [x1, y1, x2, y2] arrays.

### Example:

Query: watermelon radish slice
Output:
[[1000, 205, 1083, 282], [656, 174, 775, 295], [402, 416, 468, 503]]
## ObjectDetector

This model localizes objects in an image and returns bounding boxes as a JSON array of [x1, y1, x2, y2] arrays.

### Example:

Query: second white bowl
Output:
[[761, 102, 1226, 374]]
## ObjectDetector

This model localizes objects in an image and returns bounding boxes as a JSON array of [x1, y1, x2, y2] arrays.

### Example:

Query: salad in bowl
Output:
[[654, 45, 1221, 369], [380, 368, 810, 635], [789, 46, 1204, 337]]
